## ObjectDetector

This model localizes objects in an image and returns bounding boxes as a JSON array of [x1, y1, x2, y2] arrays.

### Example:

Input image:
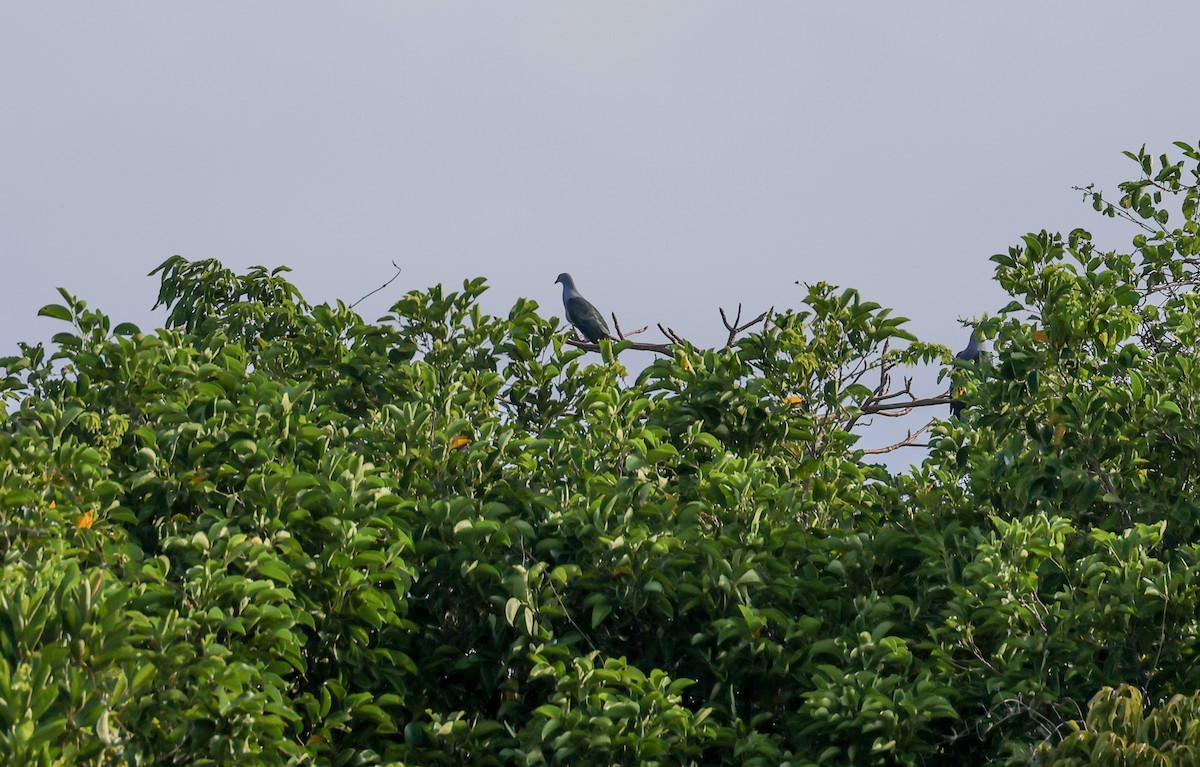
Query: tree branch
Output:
[[862, 394, 953, 414], [565, 335, 676, 355], [841, 342, 954, 429], [565, 314, 675, 355], [610, 313, 648, 339], [1072, 185, 1158, 234], [721, 304, 773, 349], [861, 418, 936, 454], [565, 304, 770, 356], [350, 261, 403, 309], [838, 338, 955, 433]]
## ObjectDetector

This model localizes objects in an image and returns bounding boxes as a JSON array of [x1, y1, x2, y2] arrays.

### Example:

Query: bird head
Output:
[[555, 273, 573, 286], [965, 329, 982, 354]]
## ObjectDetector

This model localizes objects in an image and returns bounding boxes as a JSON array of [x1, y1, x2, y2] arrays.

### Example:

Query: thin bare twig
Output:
[[862, 418, 936, 454], [657, 323, 690, 346], [350, 261, 403, 309], [610, 313, 648, 339]]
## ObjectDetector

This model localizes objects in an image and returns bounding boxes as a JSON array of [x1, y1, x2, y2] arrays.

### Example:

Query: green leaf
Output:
[[504, 597, 521, 626], [256, 562, 293, 585], [591, 602, 612, 628], [38, 303, 73, 321]]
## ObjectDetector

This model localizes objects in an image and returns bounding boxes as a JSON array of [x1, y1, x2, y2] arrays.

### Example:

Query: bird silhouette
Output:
[[951, 330, 985, 418]]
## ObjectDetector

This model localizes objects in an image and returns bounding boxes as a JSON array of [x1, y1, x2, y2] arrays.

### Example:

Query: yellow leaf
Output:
[[1032, 329, 1049, 343], [75, 510, 95, 530], [783, 396, 805, 407], [448, 436, 471, 450], [611, 566, 633, 577], [49, 501, 56, 509]]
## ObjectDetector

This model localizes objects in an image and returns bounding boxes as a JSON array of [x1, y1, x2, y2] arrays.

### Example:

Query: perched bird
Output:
[[555, 273, 612, 343], [950, 330, 985, 418]]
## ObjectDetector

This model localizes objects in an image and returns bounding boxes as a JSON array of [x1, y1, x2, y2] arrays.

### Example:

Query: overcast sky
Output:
[[2, 4, 1196, 458]]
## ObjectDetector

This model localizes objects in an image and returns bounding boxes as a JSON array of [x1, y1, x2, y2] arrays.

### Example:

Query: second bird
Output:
[[556, 273, 613, 343], [950, 329, 985, 418]]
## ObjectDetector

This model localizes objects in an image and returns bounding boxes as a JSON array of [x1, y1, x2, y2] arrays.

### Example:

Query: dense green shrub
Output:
[[1035, 685, 1200, 766], [2, 142, 1200, 765]]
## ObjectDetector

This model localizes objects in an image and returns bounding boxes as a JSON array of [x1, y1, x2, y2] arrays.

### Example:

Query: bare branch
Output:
[[720, 305, 742, 333], [843, 346, 914, 430], [721, 304, 772, 349], [563, 301, 771, 357], [565, 333, 674, 356], [657, 323, 691, 346], [862, 419, 936, 454], [350, 261, 403, 309], [864, 394, 953, 414], [843, 344, 952, 431], [610, 313, 648, 339]]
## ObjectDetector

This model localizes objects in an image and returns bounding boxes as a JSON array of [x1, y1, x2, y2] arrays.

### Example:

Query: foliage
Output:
[[2, 142, 1200, 765], [1034, 685, 1200, 766]]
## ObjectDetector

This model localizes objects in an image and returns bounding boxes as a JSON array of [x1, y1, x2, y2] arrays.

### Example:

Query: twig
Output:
[[657, 324, 690, 346], [862, 419, 935, 454], [1072, 185, 1158, 234], [610, 313, 648, 339], [720, 304, 773, 349], [567, 304, 772, 355], [350, 261, 403, 309]]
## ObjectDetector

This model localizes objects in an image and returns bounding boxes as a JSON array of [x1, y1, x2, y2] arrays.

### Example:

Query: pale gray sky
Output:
[[3, 4, 1196, 456]]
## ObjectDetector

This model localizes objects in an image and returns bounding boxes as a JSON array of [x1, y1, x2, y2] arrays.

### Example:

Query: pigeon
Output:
[[951, 330, 984, 418], [555, 273, 612, 343]]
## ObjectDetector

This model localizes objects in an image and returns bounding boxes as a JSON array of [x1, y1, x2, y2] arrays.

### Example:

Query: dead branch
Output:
[[862, 418, 935, 455], [721, 304, 773, 349], [565, 335, 675, 355], [567, 304, 769, 356], [610, 312, 647, 338], [843, 345, 948, 430], [841, 341, 954, 432], [565, 314, 675, 355], [863, 394, 953, 414], [350, 261, 403, 309], [657, 323, 690, 346]]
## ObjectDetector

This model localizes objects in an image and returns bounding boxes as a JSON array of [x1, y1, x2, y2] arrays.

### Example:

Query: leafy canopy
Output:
[[2, 142, 1200, 766]]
